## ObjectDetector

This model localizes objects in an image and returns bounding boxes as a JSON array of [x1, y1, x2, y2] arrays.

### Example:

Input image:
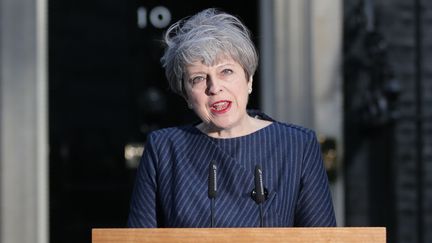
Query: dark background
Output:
[[343, 0, 432, 243]]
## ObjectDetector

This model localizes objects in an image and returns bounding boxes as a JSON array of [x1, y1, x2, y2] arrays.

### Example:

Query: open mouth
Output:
[[210, 100, 232, 113]]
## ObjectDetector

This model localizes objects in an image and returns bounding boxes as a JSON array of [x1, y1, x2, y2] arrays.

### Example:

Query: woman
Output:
[[128, 8, 336, 227]]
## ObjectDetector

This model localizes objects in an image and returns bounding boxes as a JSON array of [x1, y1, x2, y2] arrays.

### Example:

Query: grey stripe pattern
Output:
[[128, 122, 336, 227]]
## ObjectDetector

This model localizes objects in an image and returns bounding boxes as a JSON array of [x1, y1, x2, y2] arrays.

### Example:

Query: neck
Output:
[[197, 116, 272, 139]]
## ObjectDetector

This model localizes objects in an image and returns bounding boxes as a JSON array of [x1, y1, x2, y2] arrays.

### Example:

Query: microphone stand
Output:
[[211, 199, 215, 227]]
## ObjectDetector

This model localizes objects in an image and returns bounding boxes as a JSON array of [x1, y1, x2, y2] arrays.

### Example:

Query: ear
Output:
[[248, 76, 253, 89]]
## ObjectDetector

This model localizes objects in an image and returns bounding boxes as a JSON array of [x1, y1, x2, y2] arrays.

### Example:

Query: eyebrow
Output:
[[186, 71, 206, 78], [216, 62, 235, 67]]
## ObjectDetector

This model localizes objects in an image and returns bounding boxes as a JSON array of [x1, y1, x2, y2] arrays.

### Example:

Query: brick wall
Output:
[[344, 0, 432, 242], [381, 0, 432, 242]]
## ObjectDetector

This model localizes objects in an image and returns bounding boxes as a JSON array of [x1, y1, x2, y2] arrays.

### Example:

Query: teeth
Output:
[[212, 102, 228, 111]]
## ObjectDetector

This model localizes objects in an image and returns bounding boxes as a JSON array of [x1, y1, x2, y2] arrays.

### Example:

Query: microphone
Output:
[[252, 165, 267, 227], [208, 160, 217, 227], [254, 165, 266, 204]]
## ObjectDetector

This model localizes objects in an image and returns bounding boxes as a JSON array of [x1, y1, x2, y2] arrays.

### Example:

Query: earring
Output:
[[248, 87, 252, 94], [187, 102, 193, 109]]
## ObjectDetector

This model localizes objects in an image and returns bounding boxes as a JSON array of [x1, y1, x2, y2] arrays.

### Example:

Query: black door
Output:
[[49, 1, 259, 242]]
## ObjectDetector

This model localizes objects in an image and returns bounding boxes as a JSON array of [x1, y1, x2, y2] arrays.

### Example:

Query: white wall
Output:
[[260, 0, 344, 225], [311, 0, 344, 226], [0, 0, 48, 242]]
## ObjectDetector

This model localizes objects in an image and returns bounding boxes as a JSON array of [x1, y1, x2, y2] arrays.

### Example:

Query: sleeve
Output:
[[294, 131, 337, 226], [127, 133, 159, 228]]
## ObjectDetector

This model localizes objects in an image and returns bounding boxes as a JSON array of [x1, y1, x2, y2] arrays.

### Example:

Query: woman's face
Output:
[[183, 56, 252, 135]]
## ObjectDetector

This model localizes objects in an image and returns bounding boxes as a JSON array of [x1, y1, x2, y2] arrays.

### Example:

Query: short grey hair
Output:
[[160, 8, 259, 97]]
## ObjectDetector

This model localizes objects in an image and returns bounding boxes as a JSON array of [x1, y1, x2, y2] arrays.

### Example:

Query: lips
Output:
[[210, 100, 232, 114]]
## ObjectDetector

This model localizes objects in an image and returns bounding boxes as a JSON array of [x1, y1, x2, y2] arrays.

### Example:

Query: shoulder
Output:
[[271, 121, 316, 139], [249, 110, 316, 139]]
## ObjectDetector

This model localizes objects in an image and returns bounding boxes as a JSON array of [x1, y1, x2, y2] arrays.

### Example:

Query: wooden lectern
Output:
[[92, 227, 386, 243]]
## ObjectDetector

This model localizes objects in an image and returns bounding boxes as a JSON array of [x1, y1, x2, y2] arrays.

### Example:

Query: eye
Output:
[[190, 76, 206, 84], [221, 69, 233, 75]]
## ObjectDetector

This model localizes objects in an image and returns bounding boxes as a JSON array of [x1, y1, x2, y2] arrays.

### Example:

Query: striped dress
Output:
[[127, 116, 336, 227]]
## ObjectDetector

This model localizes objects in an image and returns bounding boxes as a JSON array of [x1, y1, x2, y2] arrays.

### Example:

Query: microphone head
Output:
[[208, 160, 217, 198], [254, 165, 266, 204]]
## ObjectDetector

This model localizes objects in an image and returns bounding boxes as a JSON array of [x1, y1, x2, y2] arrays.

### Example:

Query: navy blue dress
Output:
[[128, 115, 336, 227]]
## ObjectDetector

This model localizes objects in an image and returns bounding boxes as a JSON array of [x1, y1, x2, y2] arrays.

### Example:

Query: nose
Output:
[[206, 76, 222, 95]]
